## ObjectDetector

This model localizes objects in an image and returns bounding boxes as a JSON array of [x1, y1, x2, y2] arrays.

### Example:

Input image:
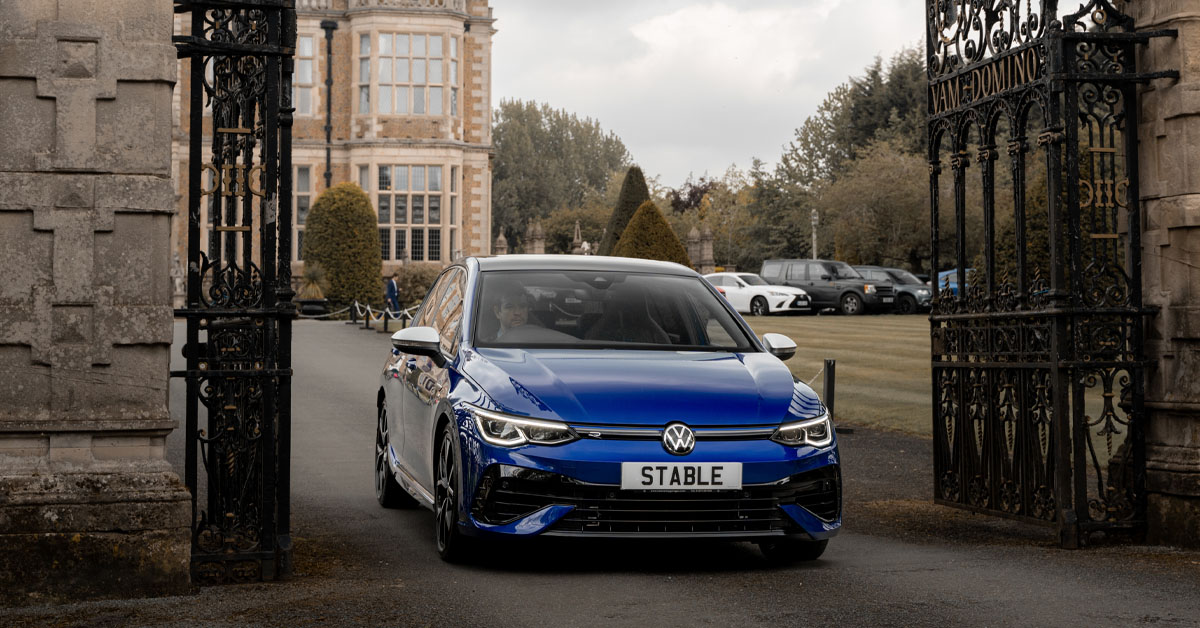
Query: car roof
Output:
[[474, 254, 696, 276]]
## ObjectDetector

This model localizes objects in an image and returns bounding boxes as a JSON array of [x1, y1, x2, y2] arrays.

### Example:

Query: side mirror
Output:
[[391, 326, 446, 368], [761, 333, 797, 361]]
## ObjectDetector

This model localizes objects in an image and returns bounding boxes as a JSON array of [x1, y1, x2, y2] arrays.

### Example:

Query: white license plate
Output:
[[620, 462, 742, 490], [882, 297, 894, 303]]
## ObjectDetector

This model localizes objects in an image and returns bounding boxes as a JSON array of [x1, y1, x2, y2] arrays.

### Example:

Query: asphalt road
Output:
[[4, 320, 1199, 627]]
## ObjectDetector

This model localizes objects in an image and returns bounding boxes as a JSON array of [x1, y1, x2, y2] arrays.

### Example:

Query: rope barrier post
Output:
[[381, 310, 390, 333], [823, 358, 836, 422], [363, 306, 372, 330], [347, 301, 358, 325]]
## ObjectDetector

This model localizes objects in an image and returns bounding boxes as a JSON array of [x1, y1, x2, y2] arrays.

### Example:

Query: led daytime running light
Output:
[[469, 405, 577, 447], [771, 413, 833, 448]]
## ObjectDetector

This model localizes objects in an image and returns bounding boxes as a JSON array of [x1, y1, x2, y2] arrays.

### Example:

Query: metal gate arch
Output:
[[926, 0, 1176, 546], [171, 0, 297, 582]]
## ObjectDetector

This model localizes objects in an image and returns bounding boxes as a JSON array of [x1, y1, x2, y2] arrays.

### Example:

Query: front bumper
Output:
[[455, 422, 841, 541], [770, 295, 812, 313]]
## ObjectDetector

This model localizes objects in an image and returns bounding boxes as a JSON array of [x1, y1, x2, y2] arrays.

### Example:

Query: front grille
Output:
[[875, 286, 894, 297], [789, 296, 810, 308], [472, 465, 841, 535]]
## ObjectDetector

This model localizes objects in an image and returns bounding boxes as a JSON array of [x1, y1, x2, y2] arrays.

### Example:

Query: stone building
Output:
[[170, 0, 495, 283]]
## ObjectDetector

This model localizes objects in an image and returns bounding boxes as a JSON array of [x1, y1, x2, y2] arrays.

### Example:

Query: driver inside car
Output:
[[492, 284, 533, 340]]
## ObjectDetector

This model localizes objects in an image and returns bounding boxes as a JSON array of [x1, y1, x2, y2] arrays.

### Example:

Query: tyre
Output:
[[758, 538, 828, 564], [896, 294, 917, 315], [435, 425, 472, 562], [376, 400, 416, 508], [840, 292, 863, 315], [750, 296, 769, 317]]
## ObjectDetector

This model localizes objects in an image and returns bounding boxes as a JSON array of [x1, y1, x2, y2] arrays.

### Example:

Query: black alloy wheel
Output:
[[896, 294, 918, 315], [758, 538, 828, 564], [376, 400, 414, 508], [435, 426, 470, 562], [750, 296, 769, 317], [840, 292, 863, 315]]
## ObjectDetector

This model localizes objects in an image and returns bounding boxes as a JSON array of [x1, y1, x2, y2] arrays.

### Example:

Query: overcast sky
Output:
[[491, 0, 926, 188]]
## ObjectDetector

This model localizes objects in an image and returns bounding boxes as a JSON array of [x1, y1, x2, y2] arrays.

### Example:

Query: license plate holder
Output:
[[620, 462, 743, 490], [882, 297, 894, 303]]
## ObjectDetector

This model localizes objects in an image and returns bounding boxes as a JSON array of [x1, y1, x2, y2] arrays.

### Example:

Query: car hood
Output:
[[763, 285, 808, 295], [462, 348, 819, 427]]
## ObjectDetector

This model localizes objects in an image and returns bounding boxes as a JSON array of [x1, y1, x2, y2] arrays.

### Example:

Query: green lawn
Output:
[[748, 314, 934, 437]]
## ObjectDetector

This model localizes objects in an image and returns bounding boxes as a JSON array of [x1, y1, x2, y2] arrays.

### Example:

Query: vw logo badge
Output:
[[662, 423, 695, 455]]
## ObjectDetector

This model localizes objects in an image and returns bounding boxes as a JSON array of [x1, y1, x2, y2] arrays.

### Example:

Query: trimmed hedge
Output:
[[302, 183, 382, 308], [394, 263, 443, 307], [597, 165, 650, 256], [611, 200, 692, 267]]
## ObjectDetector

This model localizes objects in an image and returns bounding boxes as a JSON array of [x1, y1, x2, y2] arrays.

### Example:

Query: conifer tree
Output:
[[598, 165, 650, 256], [611, 200, 691, 267]]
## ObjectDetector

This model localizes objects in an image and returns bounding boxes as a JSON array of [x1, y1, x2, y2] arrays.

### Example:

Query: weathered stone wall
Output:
[[1133, 0, 1200, 547], [0, 0, 191, 602]]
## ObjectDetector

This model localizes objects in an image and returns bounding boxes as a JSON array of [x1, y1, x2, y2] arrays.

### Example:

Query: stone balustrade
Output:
[[349, 0, 466, 10]]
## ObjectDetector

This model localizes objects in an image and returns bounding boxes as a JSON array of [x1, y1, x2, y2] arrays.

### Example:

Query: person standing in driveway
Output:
[[385, 272, 401, 313]]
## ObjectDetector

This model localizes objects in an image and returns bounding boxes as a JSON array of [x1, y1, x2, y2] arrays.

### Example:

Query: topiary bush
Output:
[[611, 200, 692, 267], [597, 165, 650, 256], [302, 182, 382, 308]]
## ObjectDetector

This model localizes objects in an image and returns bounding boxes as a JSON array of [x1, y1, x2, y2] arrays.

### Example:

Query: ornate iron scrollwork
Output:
[[927, 0, 1157, 544], [172, 0, 296, 584]]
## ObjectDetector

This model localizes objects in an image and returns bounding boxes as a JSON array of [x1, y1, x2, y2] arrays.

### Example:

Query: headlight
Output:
[[769, 291, 789, 297], [918, 289, 930, 295], [771, 412, 833, 448], [864, 284, 877, 294], [469, 405, 577, 447]]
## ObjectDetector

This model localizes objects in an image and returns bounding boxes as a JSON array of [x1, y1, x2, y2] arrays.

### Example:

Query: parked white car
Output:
[[704, 272, 812, 316]]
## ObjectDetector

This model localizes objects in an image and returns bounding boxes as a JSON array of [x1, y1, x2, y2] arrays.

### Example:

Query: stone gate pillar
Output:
[[0, 0, 191, 601], [1134, 1, 1200, 547]]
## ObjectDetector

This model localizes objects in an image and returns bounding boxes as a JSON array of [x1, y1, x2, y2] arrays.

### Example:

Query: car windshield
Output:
[[888, 270, 925, 285], [737, 274, 768, 286], [828, 262, 862, 279], [474, 270, 755, 351]]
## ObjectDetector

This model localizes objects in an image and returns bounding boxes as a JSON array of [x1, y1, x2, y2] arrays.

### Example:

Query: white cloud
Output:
[[492, 0, 925, 186]]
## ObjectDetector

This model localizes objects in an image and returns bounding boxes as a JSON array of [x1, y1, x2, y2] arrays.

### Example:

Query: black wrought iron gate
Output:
[[172, 0, 296, 582], [926, 0, 1175, 547]]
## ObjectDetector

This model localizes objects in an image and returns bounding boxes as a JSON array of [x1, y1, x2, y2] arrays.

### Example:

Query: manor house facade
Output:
[[171, 0, 495, 280]]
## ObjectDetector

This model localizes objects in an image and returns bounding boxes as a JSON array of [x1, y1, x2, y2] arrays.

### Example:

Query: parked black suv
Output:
[[760, 259, 894, 314], [854, 266, 933, 314]]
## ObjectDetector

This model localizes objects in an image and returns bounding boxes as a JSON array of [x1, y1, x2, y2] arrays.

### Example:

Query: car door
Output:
[[402, 267, 465, 492], [783, 261, 806, 292], [724, 275, 752, 312], [398, 269, 454, 488], [798, 261, 831, 307]]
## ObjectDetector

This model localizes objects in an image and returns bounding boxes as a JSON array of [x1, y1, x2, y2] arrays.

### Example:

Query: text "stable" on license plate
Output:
[[620, 462, 743, 490]]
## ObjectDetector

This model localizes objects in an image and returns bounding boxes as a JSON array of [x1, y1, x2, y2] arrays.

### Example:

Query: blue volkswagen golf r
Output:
[[376, 255, 841, 563]]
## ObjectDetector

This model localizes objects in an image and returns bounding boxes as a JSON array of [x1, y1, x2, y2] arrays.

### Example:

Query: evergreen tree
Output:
[[597, 165, 650, 256], [302, 183, 382, 308], [611, 200, 691, 267]]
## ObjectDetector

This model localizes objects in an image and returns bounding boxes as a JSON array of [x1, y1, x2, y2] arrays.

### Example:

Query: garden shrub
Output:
[[611, 200, 692, 267], [302, 183, 382, 308], [394, 263, 444, 308]]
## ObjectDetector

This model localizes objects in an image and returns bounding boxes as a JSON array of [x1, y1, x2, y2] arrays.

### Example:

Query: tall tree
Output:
[[598, 166, 650, 256], [491, 99, 631, 250]]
